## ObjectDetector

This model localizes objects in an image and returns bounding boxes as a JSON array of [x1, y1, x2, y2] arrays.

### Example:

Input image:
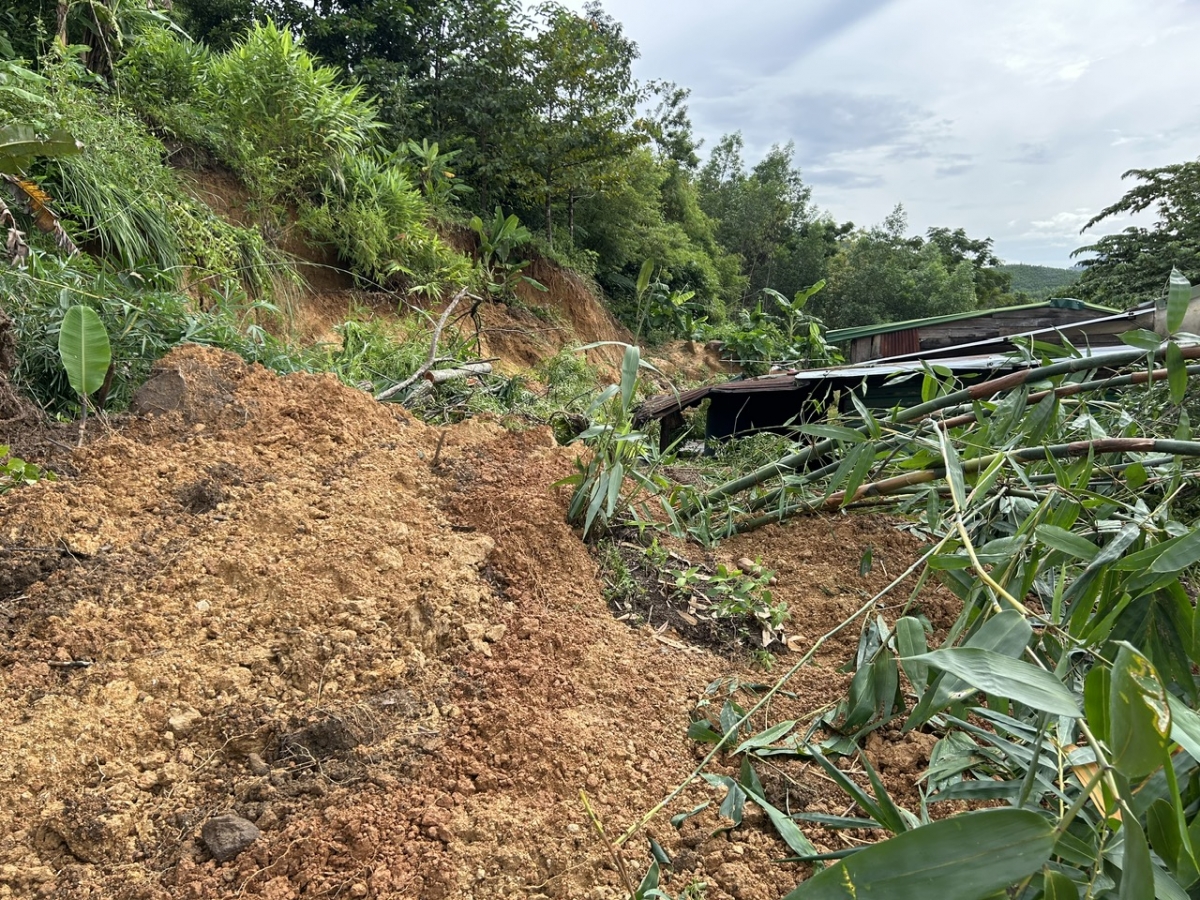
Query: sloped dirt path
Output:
[[0, 347, 949, 900]]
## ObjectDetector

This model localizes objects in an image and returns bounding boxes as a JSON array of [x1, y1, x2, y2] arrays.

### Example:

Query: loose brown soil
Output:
[[0, 346, 956, 900]]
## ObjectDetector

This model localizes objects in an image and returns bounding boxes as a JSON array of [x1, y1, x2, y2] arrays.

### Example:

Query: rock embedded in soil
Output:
[[201, 814, 261, 862]]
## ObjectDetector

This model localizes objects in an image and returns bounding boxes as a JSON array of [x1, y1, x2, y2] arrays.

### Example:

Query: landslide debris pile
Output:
[[0, 345, 942, 900]]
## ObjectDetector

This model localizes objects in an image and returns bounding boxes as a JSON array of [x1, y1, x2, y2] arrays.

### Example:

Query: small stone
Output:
[[483, 624, 506, 643], [349, 885, 368, 898], [201, 814, 261, 862], [246, 753, 270, 776], [168, 707, 201, 736], [195, 600, 212, 613]]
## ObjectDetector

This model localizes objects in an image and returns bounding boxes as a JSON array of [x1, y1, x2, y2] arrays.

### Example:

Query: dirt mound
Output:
[[0, 347, 953, 899]]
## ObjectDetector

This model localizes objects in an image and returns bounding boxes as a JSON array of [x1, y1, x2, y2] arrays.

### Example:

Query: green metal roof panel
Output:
[[825, 298, 1118, 344]]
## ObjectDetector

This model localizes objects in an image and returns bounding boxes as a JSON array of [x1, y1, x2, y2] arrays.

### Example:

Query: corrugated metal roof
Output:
[[825, 297, 1117, 344]]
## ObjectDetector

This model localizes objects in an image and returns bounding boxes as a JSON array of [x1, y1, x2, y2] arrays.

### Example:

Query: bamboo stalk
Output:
[[684, 343, 1200, 518], [729, 440, 1200, 534]]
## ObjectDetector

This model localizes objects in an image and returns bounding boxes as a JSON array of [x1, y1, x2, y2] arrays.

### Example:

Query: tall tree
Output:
[[926, 226, 1011, 307], [524, 1, 644, 246], [697, 133, 813, 302], [1073, 159, 1200, 307], [813, 205, 977, 329]]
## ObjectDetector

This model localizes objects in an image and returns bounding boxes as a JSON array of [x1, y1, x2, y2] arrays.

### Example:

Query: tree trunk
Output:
[[568, 187, 576, 244], [544, 187, 553, 248]]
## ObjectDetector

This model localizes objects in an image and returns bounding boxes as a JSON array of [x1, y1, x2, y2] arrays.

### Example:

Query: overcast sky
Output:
[[556, 0, 1199, 268]]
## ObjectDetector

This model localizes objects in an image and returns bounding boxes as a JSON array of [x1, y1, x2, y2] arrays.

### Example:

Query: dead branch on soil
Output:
[[375, 288, 474, 401]]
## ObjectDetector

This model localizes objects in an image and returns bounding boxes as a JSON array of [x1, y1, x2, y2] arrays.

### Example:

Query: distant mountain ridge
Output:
[[999, 263, 1082, 300]]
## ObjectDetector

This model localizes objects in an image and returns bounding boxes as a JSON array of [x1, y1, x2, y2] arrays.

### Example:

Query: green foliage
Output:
[[57, 303, 111, 402], [5, 249, 312, 414], [668, 559, 787, 642], [559, 343, 667, 538], [202, 21, 379, 203], [470, 207, 542, 299], [999, 263, 1081, 300], [665, 293, 1200, 897], [0, 444, 53, 493], [1074, 159, 1200, 307], [812, 206, 979, 330]]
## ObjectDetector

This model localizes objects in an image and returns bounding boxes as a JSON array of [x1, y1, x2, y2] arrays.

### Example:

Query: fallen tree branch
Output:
[[424, 362, 493, 385], [375, 288, 473, 402]]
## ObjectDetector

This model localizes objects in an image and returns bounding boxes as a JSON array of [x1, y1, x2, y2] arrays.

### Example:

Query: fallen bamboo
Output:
[[683, 342, 1200, 518], [729, 440, 1200, 534], [740, 362, 1200, 518]]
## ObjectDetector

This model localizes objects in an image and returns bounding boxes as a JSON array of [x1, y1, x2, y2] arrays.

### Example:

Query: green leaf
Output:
[[1042, 869, 1080, 900], [906, 649, 1081, 717], [1108, 643, 1170, 779], [1084, 665, 1111, 744], [670, 801, 710, 828], [1150, 528, 1200, 574], [1118, 812, 1154, 900], [798, 424, 865, 445], [896, 617, 929, 699], [58, 305, 111, 399], [636, 258, 655, 298], [780, 808, 1055, 900], [1167, 341, 1188, 404], [1035, 525, 1100, 561], [634, 860, 660, 900], [619, 343, 640, 414], [1166, 695, 1200, 762], [1167, 268, 1192, 334], [1120, 328, 1165, 351], [733, 720, 797, 755], [1126, 463, 1148, 491]]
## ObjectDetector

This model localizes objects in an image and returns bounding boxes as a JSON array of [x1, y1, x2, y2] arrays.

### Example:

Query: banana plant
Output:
[[0, 124, 83, 263], [58, 304, 112, 435]]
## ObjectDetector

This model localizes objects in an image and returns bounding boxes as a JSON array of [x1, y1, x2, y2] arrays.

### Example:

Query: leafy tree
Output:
[[1073, 158, 1200, 307], [697, 133, 813, 302], [523, 1, 644, 247], [813, 205, 977, 329], [925, 226, 1012, 307]]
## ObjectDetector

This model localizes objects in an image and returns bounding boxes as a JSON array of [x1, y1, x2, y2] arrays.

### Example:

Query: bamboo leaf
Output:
[[1121, 329, 1165, 351], [619, 343, 640, 413], [780, 808, 1055, 900], [1118, 812, 1154, 900], [1166, 695, 1200, 762], [733, 720, 797, 755], [1167, 341, 1188, 404], [1035, 525, 1100, 561], [895, 617, 929, 700], [799, 424, 865, 444], [57, 305, 111, 399], [1042, 869, 1080, 900], [1168, 268, 1191, 334], [1084, 665, 1111, 744], [1109, 643, 1170, 779], [907, 649, 1081, 717]]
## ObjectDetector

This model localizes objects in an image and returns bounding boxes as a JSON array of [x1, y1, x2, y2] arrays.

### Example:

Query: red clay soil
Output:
[[0, 346, 954, 900]]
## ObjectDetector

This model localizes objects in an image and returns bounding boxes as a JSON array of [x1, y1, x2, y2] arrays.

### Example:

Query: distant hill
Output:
[[999, 264, 1082, 300]]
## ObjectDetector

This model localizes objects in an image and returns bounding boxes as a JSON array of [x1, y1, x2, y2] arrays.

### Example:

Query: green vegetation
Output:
[[999, 262, 1082, 300], [0, 444, 52, 493], [5, 6, 1200, 894], [583, 274, 1200, 897]]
